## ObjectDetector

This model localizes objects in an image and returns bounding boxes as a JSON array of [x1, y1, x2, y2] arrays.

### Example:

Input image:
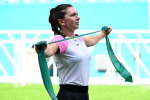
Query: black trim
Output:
[[59, 84, 88, 93]]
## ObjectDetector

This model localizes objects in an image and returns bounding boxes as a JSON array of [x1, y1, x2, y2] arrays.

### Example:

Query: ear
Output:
[[58, 19, 65, 26]]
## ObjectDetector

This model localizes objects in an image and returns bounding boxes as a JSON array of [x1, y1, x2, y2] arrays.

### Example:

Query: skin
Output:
[[36, 7, 112, 57]]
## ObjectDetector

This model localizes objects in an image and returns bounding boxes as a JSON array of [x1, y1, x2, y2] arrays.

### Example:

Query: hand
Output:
[[35, 41, 47, 53], [101, 26, 112, 36]]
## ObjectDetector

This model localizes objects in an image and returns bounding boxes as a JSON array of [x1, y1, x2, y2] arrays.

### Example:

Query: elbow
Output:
[[87, 41, 97, 47], [44, 51, 52, 58], [44, 47, 55, 58], [89, 43, 95, 47], [90, 39, 98, 46], [44, 50, 52, 58], [45, 54, 50, 58]]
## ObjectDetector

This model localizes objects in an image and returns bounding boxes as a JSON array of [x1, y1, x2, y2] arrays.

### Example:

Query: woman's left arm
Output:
[[83, 26, 112, 47]]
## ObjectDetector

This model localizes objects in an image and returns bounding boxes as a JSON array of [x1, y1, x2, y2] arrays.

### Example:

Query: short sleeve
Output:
[[50, 36, 69, 54]]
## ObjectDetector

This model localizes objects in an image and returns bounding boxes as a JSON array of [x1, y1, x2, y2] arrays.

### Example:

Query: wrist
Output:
[[101, 32, 107, 37]]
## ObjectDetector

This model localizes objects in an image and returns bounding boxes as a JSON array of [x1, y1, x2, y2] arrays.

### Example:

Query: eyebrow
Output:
[[70, 12, 78, 15]]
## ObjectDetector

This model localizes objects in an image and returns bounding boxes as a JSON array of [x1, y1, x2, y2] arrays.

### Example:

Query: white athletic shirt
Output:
[[51, 35, 91, 86]]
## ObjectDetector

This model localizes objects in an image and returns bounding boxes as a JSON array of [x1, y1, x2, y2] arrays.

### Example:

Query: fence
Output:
[[0, 30, 150, 85]]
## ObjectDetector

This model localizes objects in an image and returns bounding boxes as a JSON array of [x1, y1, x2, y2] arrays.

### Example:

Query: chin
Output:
[[73, 25, 79, 30], [76, 26, 79, 29]]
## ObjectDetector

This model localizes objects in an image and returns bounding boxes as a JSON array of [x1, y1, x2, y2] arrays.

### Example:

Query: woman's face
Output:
[[62, 7, 80, 31]]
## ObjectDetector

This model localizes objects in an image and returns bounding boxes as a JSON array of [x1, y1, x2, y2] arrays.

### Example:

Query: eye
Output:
[[70, 13, 78, 16], [70, 13, 75, 16]]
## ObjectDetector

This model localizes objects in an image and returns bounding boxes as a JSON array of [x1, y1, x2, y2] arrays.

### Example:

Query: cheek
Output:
[[66, 19, 74, 25]]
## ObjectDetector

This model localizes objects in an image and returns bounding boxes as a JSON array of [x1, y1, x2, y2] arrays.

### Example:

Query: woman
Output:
[[39, 4, 112, 100]]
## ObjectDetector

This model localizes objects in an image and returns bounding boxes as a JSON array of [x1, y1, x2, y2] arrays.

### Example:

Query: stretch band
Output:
[[48, 30, 101, 44], [35, 26, 133, 100], [105, 36, 133, 82], [36, 42, 57, 100]]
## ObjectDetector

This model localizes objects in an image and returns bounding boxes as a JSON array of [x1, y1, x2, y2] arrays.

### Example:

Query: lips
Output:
[[76, 22, 79, 25]]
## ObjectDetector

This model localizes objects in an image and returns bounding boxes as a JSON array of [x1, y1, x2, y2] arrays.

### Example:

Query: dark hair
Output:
[[49, 4, 73, 35]]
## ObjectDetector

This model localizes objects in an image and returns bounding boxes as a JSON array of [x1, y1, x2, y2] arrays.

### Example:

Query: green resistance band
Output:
[[102, 27, 133, 82], [36, 42, 58, 100], [48, 30, 101, 45], [105, 36, 133, 82], [35, 26, 133, 100]]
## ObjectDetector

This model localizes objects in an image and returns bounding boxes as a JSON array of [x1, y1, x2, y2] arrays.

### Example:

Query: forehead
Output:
[[65, 7, 77, 14]]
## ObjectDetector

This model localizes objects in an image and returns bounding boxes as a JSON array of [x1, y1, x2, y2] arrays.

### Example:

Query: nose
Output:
[[76, 15, 80, 20]]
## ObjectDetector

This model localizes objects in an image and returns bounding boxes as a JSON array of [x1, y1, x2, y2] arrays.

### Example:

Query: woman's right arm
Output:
[[44, 43, 59, 57], [35, 43, 59, 57]]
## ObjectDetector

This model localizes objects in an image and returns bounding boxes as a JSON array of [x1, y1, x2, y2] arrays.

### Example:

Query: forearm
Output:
[[84, 32, 106, 47], [89, 32, 106, 45], [44, 46, 53, 57], [84, 26, 112, 47], [44, 43, 59, 58]]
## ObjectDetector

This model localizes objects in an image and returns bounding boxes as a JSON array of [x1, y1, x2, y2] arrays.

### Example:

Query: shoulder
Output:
[[50, 35, 69, 54], [51, 35, 64, 42]]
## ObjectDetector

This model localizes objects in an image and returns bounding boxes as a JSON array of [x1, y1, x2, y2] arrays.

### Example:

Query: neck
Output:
[[61, 28, 75, 37]]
